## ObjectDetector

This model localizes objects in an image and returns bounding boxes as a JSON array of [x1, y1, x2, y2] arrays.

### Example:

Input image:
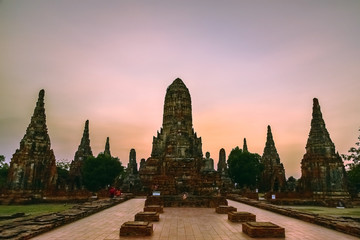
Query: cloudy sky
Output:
[[1, 0, 359, 178]]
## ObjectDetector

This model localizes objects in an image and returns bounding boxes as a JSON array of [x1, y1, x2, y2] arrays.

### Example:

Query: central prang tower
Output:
[[151, 78, 203, 159], [140, 78, 223, 196]]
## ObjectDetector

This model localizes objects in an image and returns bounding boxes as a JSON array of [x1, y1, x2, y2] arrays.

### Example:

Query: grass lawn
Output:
[[284, 206, 360, 218], [0, 203, 74, 217]]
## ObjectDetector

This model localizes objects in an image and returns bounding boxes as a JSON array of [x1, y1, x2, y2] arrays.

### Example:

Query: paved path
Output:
[[32, 198, 358, 240]]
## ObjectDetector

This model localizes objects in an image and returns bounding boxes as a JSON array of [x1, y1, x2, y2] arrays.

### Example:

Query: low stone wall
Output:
[[0, 194, 134, 240], [227, 194, 360, 238]]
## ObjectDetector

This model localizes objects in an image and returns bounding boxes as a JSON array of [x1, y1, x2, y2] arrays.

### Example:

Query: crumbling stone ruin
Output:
[[217, 148, 227, 174], [121, 149, 142, 192], [259, 126, 286, 192], [104, 137, 111, 156], [127, 149, 138, 175], [243, 138, 248, 152], [139, 78, 227, 195], [69, 120, 93, 190], [7, 89, 57, 192], [217, 148, 232, 190], [298, 98, 350, 200]]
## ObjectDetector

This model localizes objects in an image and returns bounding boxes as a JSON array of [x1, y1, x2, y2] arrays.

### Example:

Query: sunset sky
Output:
[[1, 1, 359, 179]]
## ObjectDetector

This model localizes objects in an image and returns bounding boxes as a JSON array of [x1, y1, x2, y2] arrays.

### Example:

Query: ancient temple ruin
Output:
[[104, 137, 111, 156], [139, 78, 227, 195], [243, 138, 248, 153], [69, 120, 93, 190], [259, 126, 286, 192], [121, 149, 142, 192], [217, 148, 232, 190], [217, 148, 227, 174], [298, 98, 349, 200], [7, 89, 57, 192]]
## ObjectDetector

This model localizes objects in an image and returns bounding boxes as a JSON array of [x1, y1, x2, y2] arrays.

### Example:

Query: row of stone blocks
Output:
[[215, 205, 285, 238], [119, 204, 163, 237]]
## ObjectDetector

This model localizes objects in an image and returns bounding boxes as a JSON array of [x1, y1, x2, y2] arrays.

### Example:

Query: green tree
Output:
[[56, 160, 70, 189], [286, 176, 297, 192], [342, 128, 360, 195], [227, 147, 263, 189], [0, 155, 9, 189], [342, 128, 360, 164], [82, 153, 124, 192]]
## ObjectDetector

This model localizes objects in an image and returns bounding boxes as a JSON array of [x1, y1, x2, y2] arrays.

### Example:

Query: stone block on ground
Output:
[[228, 211, 256, 222], [242, 221, 285, 238], [119, 221, 153, 236], [134, 211, 160, 222], [144, 205, 164, 213], [215, 205, 237, 214]]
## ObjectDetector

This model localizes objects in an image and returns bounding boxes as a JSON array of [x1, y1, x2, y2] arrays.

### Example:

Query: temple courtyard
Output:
[[32, 197, 358, 240]]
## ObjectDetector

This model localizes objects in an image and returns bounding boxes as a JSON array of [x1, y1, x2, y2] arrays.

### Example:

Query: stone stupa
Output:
[[139, 78, 228, 204], [7, 89, 57, 192], [69, 120, 93, 190], [298, 98, 349, 201], [259, 126, 286, 192]]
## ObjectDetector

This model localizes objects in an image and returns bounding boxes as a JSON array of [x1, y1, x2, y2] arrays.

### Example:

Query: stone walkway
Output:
[[32, 198, 359, 240]]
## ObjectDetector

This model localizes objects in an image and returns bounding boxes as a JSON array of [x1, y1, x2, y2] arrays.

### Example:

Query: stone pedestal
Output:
[[144, 205, 164, 213], [242, 222, 285, 238], [228, 211, 256, 222], [119, 221, 153, 236], [215, 205, 237, 214], [135, 212, 160, 222]]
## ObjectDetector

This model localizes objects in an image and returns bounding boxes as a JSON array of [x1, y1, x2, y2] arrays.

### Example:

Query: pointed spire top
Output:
[[312, 98, 323, 120], [167, 78, 187, 91], [75, 120, 93, 160], [82, 120, 90, 143], [243, 138, 248, 152], [21, 89, 51, 153], [173, 78, 184, 84], [85, 119, 89, 130], [32, 89, 46, 117], [306, 98, 335, 154], [39, 89, 45, 101], [104, 137, 111, 156], [262, 125, 280, 164], [266, 125, 274, 146]]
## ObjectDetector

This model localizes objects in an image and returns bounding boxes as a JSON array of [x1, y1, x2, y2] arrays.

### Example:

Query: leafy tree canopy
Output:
[[286, 176, 297, 192], [0, 155, 8, 168], [82, 153, 124, 192], [56, 160, 70, 171], [342, 128, 360, 165], [227, 147, 263, 189], [56, 160, 70, 187], [0, 155, 9, 189], [342, 128, 360, 194]]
